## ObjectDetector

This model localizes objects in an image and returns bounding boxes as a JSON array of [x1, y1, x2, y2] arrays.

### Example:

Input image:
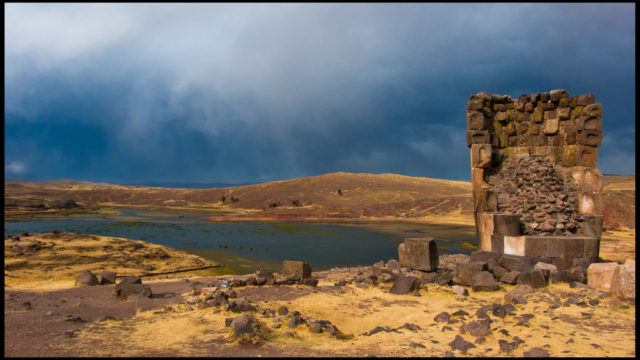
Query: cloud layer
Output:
[[4, 3, 636, 183]]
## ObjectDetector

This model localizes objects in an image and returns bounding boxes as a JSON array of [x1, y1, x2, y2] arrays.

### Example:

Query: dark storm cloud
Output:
[[4, 3, 635, 183]]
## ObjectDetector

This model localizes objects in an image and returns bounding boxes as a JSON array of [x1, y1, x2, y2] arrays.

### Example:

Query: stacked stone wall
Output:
[[466, 89, 604, 265]]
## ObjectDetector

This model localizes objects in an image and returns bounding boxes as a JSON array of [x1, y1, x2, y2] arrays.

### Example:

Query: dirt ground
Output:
[[4, 270, 636, 357], [4, 231, 636, 357], [4, 267, 636, 355]]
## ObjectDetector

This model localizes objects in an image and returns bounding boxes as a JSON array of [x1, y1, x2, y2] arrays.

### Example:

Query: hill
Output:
[[4, 172, 634, 228]]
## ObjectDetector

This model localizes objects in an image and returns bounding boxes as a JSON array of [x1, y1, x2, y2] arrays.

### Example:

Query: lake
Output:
[[4, 207, 477, 273]]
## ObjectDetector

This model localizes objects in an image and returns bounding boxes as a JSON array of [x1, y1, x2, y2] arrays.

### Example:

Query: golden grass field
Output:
[[51, 273, 635, 357]]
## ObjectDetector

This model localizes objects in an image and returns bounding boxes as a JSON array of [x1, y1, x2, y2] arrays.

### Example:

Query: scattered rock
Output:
[[63, 315, 86, 322], [334, 280, 347, 287], [431, 271, 455, 286], [226, 297, 256, 312], [186, 296, 202, 304], [363, 326, 393, 336], [389, 275, 420, 295], [301, 278, 319, 287], [60, 330, 77, 339], [408, 341, 426, 348], [277, 306, 289, 316], [435, 312, 451, 322], [518, 269, 547, 289], [569, 266, 587, 283], [287, 312, 306, 328], [454, 262, 487, 286], [97, 271, 116, 285], [499, 339, 521, 354], [449, 335, 476, 353], [491, 304, 507, 319], [75, 271, 99, 287], [451, 285, 468, 296], [386, 259, 402, 272], [281, 331, 295, 338], [396, 323, 421, 331], [499, 271, 521, 285], [451, 310, 469, 317], [505, 285, 535, 304], [471, 271, 500, 292], [463, 319, 492, 337], [611, 259, 635, 301], [116, 283, 152, 300], [516, 314, 534, 326], [230, 314, 267, 344]]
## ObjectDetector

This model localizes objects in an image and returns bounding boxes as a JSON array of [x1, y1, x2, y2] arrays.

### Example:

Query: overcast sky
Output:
[[4, 3, 636, 184]]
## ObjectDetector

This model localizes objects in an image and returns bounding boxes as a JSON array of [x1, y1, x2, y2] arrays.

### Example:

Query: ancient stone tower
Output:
[[466, 89, 604, 270]]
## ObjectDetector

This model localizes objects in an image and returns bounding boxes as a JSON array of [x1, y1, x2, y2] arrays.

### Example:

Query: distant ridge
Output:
[[127, 181, 257, 189]]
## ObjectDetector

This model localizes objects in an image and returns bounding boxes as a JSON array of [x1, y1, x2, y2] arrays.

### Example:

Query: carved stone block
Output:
[[577, 129, 602, 146]]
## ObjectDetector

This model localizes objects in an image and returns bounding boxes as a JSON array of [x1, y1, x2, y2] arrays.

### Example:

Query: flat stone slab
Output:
[[503, 235, 599, 261]]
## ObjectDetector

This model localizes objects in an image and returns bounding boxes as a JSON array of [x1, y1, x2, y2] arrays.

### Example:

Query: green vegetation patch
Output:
[[184, 248, 281, 274], [460, 242, 478, 250]]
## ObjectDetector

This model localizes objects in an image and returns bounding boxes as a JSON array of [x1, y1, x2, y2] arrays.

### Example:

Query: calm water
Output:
[[4, 207, 476, 272]]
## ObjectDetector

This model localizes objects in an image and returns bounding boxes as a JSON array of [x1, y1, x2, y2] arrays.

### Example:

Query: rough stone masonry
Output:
[[466, 90, 604, 270]]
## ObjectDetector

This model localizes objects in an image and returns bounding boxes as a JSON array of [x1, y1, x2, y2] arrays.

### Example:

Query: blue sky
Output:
[[4, 3, 635, 184]]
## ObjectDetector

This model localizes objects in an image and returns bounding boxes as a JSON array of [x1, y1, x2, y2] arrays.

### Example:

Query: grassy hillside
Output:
[[4, 172, 634, 228]]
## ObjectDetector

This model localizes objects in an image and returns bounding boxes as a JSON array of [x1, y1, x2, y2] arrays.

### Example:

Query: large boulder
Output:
[[498, 254, 537, 273], [499, 271, 521, 285], [75, 271, 98, 287], [389, 275, 420, 295], [97, 271, 117, 285], [398, 237, 439, 271], [113, 276, 146, 299], [454, 262, 488, 286], [533, 262, 558, 281], [282, 260, 311, 279], [610, 260, 635, 301], [517, 269, 547, 289], [471, 271, 500, 292], [229, 314, 266, 344], [118, 284, 152, 300], [255, 269, 274, 285], [587, 262, 619, 291]]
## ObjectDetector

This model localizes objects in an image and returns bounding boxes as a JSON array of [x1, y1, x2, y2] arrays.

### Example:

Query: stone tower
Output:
[[466, 89, 604, 270]]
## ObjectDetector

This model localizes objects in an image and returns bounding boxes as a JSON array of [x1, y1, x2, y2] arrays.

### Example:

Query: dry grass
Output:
[[600, 228, 636, 262], [4, 233, 218, 291], [51, 279, 636, 357]]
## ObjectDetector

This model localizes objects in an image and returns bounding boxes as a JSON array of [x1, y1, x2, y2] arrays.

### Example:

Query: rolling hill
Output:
[[4, 172, 635, 228]]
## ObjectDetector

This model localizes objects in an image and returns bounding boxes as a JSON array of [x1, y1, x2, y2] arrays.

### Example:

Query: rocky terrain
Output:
[[4, 232, 635, 357]]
